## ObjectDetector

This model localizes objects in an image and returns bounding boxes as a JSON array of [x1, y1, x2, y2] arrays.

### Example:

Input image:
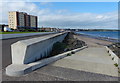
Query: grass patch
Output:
[[118, 71, 120, 73], [67, 53, 72, 56], [114, 63, 118, 67], [50, 42, 67, 56], [71, 51, 75, 54], [0, 32, 42, 34], [112, 57, 114, 60]]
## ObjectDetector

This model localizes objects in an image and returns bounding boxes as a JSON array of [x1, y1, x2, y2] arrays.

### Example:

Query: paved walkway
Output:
[[51, 35, 118, 77], [1, 32, 56, 39], [52, 47, 118, 77]]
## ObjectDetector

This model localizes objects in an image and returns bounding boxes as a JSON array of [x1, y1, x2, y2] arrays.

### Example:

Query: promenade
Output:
[[2, 34, 119, 81], [1, 32, 56, 40], [52, 47, 118, 77]]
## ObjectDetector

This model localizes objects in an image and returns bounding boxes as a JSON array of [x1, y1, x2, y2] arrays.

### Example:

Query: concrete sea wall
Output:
[[12, 32, 68, 64], [6, 32, 68, 76], [105, 46, 120, 68]]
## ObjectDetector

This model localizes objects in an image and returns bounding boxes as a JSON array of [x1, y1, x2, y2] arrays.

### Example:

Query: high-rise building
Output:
[[8, 11, 37, 29], [30, 15, 37, 28]]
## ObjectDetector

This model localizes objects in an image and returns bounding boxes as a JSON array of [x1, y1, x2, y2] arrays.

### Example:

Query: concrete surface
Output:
[[106, 46, 120, 65], [52, 47, 118, 77], [6, 46, 87, 76], [2, 34, 120, 81], [11, 32, 67, 64], [6, 32, 68, 76], [1, 32, 56, 39], [5, 51, 68, 76], [1, 32, 56, 69], [2, 65, 119, 81]]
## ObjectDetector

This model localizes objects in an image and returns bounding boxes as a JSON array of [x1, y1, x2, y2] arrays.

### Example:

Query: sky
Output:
[[0, 1, 118, 29]]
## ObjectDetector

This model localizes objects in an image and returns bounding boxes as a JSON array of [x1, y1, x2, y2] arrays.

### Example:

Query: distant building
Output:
[[59, 29, 65, 32], [38, 27, 59, 32], [8, 11, 38, 30], [0, 24, 8, 32]]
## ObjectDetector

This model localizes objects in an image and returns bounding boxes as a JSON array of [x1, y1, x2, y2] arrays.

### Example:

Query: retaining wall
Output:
[[105, 46, 120, 68], [6, 46, 87, 76], [6, 32, 68, 76], [11, 32, 68, 64]]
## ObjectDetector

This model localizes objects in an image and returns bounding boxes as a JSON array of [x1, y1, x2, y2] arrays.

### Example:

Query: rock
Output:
[[108, 43, 120, 58], [50, 32, 86, 56]]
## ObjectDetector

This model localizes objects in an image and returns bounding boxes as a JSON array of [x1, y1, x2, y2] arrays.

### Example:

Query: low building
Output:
[[0, 24, 8, 32], [59, 29, 65, 32], [38, 27, 59, 32]]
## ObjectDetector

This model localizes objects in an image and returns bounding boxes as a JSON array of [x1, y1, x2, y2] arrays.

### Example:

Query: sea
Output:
[[76, 31, 120, 42]]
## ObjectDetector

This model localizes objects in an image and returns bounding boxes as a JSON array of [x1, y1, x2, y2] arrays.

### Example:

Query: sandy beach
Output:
[[74, 34, 113, 47]]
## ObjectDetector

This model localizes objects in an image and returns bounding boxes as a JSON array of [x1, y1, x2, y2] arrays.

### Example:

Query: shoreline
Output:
[[75, 32, 119, 43], [74, 32, 120, 59]]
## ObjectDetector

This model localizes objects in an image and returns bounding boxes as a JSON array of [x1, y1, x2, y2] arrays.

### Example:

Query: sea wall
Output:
[[6, 46, 87, 76], [6, 32, 68, 76], [105, 46, 120, 68], [11, 32, 68, 64]]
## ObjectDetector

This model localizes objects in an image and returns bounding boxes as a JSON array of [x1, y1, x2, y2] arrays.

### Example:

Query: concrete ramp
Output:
[[52, 47, 118, 77]]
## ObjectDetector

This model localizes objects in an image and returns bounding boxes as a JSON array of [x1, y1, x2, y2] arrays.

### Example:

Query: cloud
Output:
[[39, 12, 118, 29], [0, 2, 118, 29], [1, 2, 50, 23]]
